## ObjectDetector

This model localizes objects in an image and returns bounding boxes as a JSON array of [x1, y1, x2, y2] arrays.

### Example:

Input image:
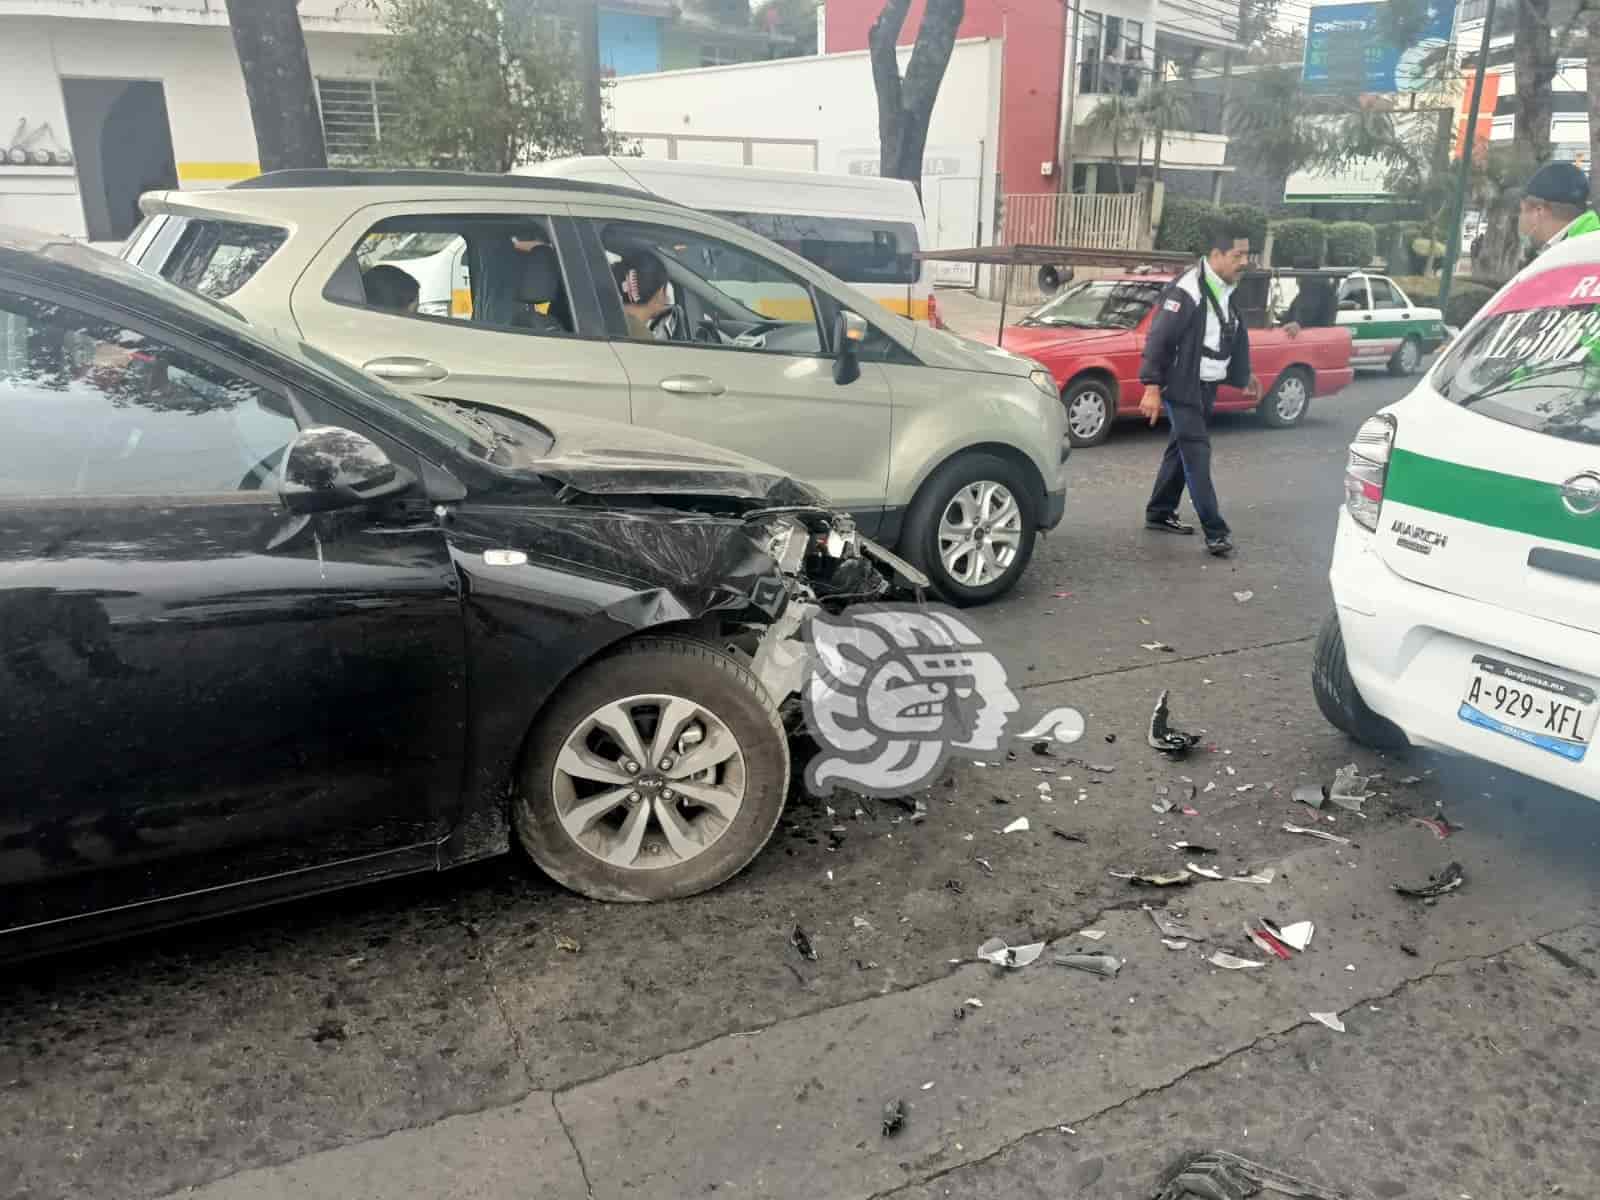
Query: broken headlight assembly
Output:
[[757, 511, 927, 603]]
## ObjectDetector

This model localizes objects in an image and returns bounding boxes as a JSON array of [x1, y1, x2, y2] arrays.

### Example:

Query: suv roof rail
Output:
[[229, 167, 660, 202]]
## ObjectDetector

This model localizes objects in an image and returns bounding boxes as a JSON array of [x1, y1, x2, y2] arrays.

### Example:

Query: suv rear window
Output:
[[1433, 268, 1600, 446], [713, 212, 920, 285], [160, 219, 287, 299]]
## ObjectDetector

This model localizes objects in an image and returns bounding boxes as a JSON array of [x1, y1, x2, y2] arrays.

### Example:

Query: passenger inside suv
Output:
[[361, 264, 419, 313], [511, 243, 570, 334]]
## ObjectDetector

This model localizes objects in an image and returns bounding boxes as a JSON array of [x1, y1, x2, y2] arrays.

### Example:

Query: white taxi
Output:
[[1316, 236, 1600, 800]]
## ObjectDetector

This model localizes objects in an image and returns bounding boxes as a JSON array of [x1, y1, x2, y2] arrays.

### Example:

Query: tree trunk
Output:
[[1514, 0, 1555, 162], [577, 0, 606, 156], [869, 0, 965, 198], [224, 0, 327, 173]]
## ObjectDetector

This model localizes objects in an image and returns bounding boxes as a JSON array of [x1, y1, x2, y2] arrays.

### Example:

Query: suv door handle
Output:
[[365, 356, 449, 382], [1362, 314, 1373, 321], [659, 375, 726, 396]]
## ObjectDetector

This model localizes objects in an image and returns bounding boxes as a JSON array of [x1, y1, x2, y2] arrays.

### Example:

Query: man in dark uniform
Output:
[[1138, 220, 1261, 557]]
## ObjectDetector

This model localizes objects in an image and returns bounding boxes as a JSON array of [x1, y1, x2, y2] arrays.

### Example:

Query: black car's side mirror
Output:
[[278, 425, 415, 514], [833, 309, 868, 386]]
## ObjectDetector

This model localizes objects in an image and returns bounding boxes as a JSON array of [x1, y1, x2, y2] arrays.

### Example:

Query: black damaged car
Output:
[[0, 229, 917, 960]]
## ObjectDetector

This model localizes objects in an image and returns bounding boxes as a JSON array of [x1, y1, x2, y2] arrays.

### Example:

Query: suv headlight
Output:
[[1029, 368, 1058, 402]]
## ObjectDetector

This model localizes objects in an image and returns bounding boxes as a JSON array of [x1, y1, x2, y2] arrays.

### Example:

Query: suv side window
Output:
[[1368, 278, 1402, 309], [328, 214, 581, 337], [0, 290, 298, 497], [161, 219, 288, 299], [592, 219, 825, 356]]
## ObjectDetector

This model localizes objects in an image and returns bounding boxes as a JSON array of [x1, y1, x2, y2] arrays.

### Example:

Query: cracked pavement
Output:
[[4, 370, 1598, 1200]]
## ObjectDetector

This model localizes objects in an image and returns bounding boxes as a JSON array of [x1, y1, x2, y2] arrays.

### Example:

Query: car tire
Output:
[[1061, 375, 1117, 447], [1312, 612, 1409, 750], [1388, 336, 1422, 376], [1259, 367, 1313, 428], [901, 452, 1038, 607], [515, 637, 789, 902]]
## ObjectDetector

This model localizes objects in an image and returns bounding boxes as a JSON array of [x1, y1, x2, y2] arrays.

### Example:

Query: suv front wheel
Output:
[[516, 637, 789, 902], [902, 451, 1038, 606]]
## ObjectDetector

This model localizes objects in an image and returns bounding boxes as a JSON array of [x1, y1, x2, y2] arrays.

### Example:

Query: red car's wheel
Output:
[[1260, 367, 1312, 428], [1061, 375, 1118, 447]]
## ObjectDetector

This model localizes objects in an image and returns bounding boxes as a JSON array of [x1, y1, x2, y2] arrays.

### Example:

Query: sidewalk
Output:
[[931, 287, 1007, 340]]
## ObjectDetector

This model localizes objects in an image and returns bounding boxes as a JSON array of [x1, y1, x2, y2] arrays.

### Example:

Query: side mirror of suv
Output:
[[833, 309, 868, 386], [278, 425, 415, 514]]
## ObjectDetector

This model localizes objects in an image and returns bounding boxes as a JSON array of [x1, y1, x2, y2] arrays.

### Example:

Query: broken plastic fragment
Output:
[[1054, 952, 1123, 977], [1001, 817, 1030, 834], [1186, 862, 1225, 880], [1282, 822, 1351, 845], [851, 916, 873, 930], [1234, 784, 1256, 793], [1162, 938, 1191, 950], [920, 1080, 935, 1091], [555, 935, 581, 954], [1031, 739, 1054, 757], [977, 938, 1045, 968], [1309, 1011, 1347, 1033], [1393, 861, 1465, 898], [790, 925, 818, 961], [1329, 763, 1369, 813], [1168, 841, 1215, 854], [1411, 815, 1456, 840], [1050, 827, 1087, 843], [1086, 762, 1117, 774], [1243, 921, 1293, 960], [1233, 590, 1254, 603], [1148, 690, 1203, 756], [881, 1097, 906, 1137], [1141, 641, 1175, 652], [1263, 918, 1314, 951], [1145, 904, 1205, 941], [1230, 867, 1276, 885], [1207, 950, 1265, 970], [1113, 868, 1194, 887], [1398, 774, 1424, 785], [963, 997, 983, 1009]]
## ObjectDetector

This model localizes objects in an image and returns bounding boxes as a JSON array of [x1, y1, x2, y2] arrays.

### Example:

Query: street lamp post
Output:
[[1438, 0, 1497, 311]]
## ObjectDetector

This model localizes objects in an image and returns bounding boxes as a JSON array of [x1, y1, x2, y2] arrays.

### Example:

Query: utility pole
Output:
[[1212, 49, 1232, 203], [1438, 0, 1496, 310], [1060, 0, 1082, 194], [577, 0, 606, 155]]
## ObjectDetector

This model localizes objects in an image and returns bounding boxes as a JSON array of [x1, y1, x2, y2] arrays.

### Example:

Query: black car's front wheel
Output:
[[516, 637, 789, 902], [902, 451, 1038, 606]]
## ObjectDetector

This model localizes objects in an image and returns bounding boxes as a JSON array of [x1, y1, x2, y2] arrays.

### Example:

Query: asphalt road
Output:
[[4, 370, 1599, 1200]]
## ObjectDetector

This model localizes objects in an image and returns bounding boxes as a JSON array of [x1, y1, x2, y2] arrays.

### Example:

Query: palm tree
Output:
[[1079, 93, 1141, 193]]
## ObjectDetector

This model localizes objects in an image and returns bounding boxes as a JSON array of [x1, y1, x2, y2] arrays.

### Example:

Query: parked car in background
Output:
[[1316, 237, 1600, 802], [123, 169, 1068, 605], [984, 273, 1355, 448], [0, 226, 915, 961], [1268, 271, 1447, 376]]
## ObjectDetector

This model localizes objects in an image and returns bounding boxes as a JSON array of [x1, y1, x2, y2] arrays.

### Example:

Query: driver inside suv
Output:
[[613, 250, 672, 341]]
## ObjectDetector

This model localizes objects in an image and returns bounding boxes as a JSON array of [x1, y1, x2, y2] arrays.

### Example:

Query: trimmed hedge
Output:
[[1374, 221, 1405, 268], [1221, 203, 1270, 255], [1156, 196, 1223, 256], [1271, 219, 1326, 268], [1444, 282, 1495, 328], [1326, 221, 1378, 268]]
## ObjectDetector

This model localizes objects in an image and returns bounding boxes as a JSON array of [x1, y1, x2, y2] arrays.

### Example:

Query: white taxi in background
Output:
[[1315, 236, 1600, 800]]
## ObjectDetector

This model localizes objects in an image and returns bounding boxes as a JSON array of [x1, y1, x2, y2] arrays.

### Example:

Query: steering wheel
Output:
[[649, 304, 689, 341], [693, 313, 723, 344]]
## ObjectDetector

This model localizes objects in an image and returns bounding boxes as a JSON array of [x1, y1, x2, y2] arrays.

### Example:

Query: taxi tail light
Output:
[[1344, 414, 1397, 532], [926, 291, 942, 329]]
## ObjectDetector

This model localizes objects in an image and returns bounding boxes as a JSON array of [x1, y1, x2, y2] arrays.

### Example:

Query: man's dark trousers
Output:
[[1145, 382, 1228, 538]]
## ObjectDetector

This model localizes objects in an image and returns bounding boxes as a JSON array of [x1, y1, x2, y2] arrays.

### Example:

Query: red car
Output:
[[982, 274, 1355, 447]]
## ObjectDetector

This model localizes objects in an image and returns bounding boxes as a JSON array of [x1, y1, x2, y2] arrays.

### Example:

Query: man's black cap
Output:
[[1527, 161, 1590, 206]]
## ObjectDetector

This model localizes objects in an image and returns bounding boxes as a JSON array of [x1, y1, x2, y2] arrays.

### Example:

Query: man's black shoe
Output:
[[1145, 515, 1195, 535], [1205, 534, 1235, 557]]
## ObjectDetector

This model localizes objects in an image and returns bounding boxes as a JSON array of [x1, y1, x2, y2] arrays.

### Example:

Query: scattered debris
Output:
[[1206, 951, 1265, 970], [1186, 862, 1225, 880], [1293, 784, 1327, 809], [977, 938, 1045, 968], [1145, 904, 1205, 941], [1230, 867, 1276, 885], [1400, 944, 1419, 957], [1154, 1150, 1352, 1200], [1162, 938, 1191, 950], [1411, 815, 1457, 840], [1329, 763, 1369, 813], [1086, 762, 1118, 775], [1244, 921, 1293, 960], [1112, 868, 1194, 887], [911, 799, 928, 823], [1263, 918, 1314, 951], [1282, 822, 1351, 845], [1181, 806, 1200, 817], [1105, 733, 1118, 744], [310, 1019, 347, 1044], [1001, 817, 1030, 834], [973, 856, 994, 876], [1076, 928, 1107, 941], [1141, 641, 1176, 653], [1055, 952, 1124, 977], [790, 925, 818, 961], [1398, 774, 1425, 785], [1203, 781, 1217, 794], [1152, 780, 1197, 814], [1050, 828, 1088, 844], [963, 997, 984, 1009], [555, 935, 582, 954], [1309, 1011, 1347, 1033], [1233, 590, 1255, 603], [881, 1098, 906, 1137], [1393, 861, 1465, 899], [1234, 784, 1256, 793], [943, 878, 964, 894], [1152, 786, 1176, 815], [851, 916, 873, 930], [1031, 739, 1054, 757], [920, 1080, 935, 1091], [1167, 841, 1215, 854], [1148, 690, 1203, 756]]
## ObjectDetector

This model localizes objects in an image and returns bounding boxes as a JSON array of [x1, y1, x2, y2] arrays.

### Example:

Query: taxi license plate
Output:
[[1458, 656, 1598, 762]]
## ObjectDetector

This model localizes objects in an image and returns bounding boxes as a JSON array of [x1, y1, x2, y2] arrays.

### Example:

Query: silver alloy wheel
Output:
[[552, 693, 746, 871], [1273, 373, 1310, 423], [937, 480, 1023, 587], [1067, 386, 1110, 441], [1397, 339, 1421, 373]]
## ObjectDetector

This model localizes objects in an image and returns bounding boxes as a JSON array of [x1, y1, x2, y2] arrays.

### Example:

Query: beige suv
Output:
[[124, 169, 1069, 604]]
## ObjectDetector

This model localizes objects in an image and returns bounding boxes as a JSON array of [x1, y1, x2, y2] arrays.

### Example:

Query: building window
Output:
[[1078, 13, 1145, 96], [315, 78, 397, 161], [701, 43, 742, 67]]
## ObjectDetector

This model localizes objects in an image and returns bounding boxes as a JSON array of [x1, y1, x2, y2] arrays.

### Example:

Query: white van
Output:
[[519, 157, 935, 324]]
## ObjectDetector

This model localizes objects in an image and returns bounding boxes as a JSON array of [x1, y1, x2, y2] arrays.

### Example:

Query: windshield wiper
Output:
[[1460, 359, 1595, 408], [1033, 316, 1100, 328]]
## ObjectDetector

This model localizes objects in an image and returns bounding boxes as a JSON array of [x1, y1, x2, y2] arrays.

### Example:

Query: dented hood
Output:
[[511, 409, 830, 507]]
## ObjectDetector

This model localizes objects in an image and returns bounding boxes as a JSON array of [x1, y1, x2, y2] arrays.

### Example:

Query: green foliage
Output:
[[1388, 274, 1439, 304], [1270, 219, 1326, 268], [1156, 197, 1223, 256], [367, 0, 618, 172], [1444, 282, 1495, 327], [1221, 204, 1270, 254], [1325, 221, 1378, 267]]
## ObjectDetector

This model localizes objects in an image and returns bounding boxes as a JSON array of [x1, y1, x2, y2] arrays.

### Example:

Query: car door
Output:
[[1338, 274, 1387, 367], [567, 205, 895, 529], [0, 282, 465, 935], [289, 202, 632, 423]]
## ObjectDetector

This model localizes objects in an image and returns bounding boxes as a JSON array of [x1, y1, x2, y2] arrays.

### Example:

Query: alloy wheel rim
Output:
[[552, 694, 745, 871], [1400, 341, 1420, 372], [938, 480, 1022, 587], [1067, 389, 1108, 440], [1275, 376, 1309, 422]]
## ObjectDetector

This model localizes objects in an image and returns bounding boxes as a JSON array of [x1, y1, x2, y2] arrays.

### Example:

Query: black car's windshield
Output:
[[1432, 289, 1600, 445], [1021, 279, 1163, 329]]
